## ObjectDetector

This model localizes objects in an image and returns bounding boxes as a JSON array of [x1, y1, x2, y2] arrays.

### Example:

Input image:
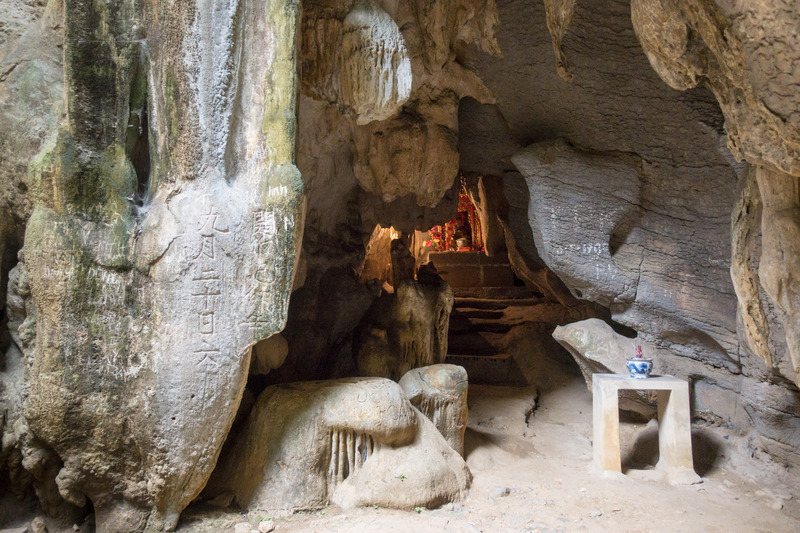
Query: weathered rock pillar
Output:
[[754, 166, 800, 386], [21, 1, 305, 530]]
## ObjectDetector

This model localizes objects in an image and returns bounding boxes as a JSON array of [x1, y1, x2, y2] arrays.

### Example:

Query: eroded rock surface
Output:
[[4, 1, 305, 530], [631, 1, 800, 390], [631, 0, 800, 176], [355, 269, 454, 380], [0, 2, 63, 314], [204, 378, 471, 511], [300, 0, 498, 210], [511, 138, 740, 373], [399, 364, 469, 456], [4, 0, 800, 525], [302, 0, 411, 125], [457, 0, 800, 463]]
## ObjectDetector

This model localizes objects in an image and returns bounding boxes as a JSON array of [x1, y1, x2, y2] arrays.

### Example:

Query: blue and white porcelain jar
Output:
[[626, 357, 653, 378]]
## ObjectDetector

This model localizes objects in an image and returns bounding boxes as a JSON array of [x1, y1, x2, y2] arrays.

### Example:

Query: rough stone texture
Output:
[[730, 166, 773, 369], [250, 334, 289, 376], [355, 271, 454, 380], [456, 0, 800, 463], [3, 1, 305, 531], [3, 0, 800, 523], [2, 264, 85, 524], [350, 103, 461, 206], [0, 2, 63, 314], [753, 166, 800, 387], [0, 0, 47, 59], [340, 0, 411, 124], [302, 0, 411, 125], [542, 0, 577, 81], [267, 268, 377, 384], [462, 174, 507, 259], [631, 0, 800, 177], [459, 0, 738, 336], [204, 378, 471, 511], [511, 138, 739, 374], [554, 318, 800, 464], [359, 225, 397, 289], [291, 0, 497, 382], [299, 0, 498, 214], [399, 364, 469, 456], [494, 171, 578, 306], [1, 267, 31, 468], [390, 237, 416, 287], [631, 0, 800, 389]]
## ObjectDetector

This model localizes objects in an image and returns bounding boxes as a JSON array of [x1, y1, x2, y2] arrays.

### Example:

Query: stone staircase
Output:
[[445, 286, 541, 386]]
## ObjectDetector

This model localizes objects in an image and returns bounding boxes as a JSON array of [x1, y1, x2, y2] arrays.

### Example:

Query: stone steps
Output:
[[452, 308, 505, 320], [429, 251, 516, 288], [452, 286, 541, 300], [448, 318, 513, 335], [445, 283, 535, 386], [453, 296, 543, 310]]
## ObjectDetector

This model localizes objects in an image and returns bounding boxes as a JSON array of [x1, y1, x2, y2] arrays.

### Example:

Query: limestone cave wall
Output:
[[1, 0, 800, 531], [456, 0, 800, 464]]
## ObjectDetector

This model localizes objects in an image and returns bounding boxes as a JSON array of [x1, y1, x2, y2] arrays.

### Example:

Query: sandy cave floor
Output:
[[180, 377, 800, 533]]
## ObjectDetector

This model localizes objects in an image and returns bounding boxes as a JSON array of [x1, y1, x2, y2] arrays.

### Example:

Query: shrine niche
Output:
[[422, 185, 516, 290], [425, 185, 484, 253]]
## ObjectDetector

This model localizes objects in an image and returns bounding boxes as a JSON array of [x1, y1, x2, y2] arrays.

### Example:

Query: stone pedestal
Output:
[[592, 373, 700, 484]]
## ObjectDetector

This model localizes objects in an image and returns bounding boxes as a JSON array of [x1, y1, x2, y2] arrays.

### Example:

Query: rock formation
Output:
[[3, 0, 304, 530], [203, 378, 471, 511], [399, 364, 469, 456], [457, 0, 800, 464], [355, 266, 454, 380], [629, 0, 800, 391], [511, 138, 739, 374], [3, 0, 800, 529]]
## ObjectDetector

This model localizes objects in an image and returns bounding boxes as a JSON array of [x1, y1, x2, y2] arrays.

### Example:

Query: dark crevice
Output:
[[126, 44, 151, 208], [608, 318, 638, 338], [524, 391, 540, 426], [0, 238, 21, 359], [590, 302, 638, 338]]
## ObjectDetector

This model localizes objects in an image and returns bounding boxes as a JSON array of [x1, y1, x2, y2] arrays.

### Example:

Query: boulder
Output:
[[399, 364, 469, 456], [12, 1, 305, 530], [204, 378, 471, 511], [512, 138, 740, 374]]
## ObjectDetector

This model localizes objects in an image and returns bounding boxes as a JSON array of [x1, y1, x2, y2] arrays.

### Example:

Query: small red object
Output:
[[634, 345, 643, 359]]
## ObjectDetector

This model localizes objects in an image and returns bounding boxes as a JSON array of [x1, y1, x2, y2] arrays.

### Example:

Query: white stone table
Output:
[[592, 373, 701, 484]]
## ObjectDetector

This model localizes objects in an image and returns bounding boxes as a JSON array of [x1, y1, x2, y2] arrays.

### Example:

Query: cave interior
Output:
[[1, 0, 800, 532]]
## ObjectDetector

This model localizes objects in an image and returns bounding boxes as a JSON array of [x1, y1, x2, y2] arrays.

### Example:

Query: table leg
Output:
[[593, 377, 621, 471], [656, 384, 694, 471]]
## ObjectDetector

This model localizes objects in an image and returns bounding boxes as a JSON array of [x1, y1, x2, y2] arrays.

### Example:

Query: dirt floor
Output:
[[170, 377, 800, 533]]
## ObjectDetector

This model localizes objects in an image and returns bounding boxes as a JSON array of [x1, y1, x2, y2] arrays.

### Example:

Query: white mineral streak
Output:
[[183, 0, 241, 177], [340, 0, 410, 124]]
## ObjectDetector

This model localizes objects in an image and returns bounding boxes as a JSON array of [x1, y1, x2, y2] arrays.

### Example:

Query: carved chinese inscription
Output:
[[191, 206, 228, 396], [247, 186, 297, 334]]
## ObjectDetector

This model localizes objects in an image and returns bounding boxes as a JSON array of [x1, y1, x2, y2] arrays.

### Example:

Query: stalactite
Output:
[[326, 428, 377, 496]]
